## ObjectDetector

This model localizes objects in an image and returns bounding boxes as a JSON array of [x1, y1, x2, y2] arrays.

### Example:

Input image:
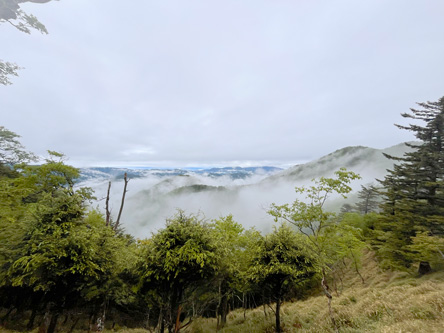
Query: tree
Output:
[[210, 215, 245, 329], [0, 152, 100, 333], [138, 211, 217, 333], [0, 134, 143, 332], [0, 61, 21, 85], [268, 168, 362, 331], [248, 224, 315, 333], [377, 96, 444, 273], [354, 184, 380, 215], [79, 210, 141, 333], [1, 0, 53, 85], [0, 0, 51, 32], [0, 126, 36, 176]]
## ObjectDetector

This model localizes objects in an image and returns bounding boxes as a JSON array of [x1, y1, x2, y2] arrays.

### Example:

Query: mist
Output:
[[78, 143, 413, 239]]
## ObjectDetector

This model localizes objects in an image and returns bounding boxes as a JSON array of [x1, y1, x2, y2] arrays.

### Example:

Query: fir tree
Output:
[[354, 184, 380, 215], [377, 96, 444, 272]]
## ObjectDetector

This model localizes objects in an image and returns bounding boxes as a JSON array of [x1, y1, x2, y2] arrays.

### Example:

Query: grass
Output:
[[187, 251, 444, 332], [1, 251, 443, 332]]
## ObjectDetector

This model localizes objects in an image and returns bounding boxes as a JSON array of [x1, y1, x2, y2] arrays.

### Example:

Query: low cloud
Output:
[[80, 143, 412, 239]]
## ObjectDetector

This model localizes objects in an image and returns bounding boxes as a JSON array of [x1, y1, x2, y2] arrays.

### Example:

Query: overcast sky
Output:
[[1, 0, 444, 168]]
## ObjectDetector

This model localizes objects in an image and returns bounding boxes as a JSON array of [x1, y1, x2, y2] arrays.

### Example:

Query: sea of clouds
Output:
[[78, 143, 413, 239]]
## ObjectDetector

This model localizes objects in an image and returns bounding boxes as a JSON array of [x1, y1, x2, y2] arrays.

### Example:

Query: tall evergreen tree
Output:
[[377, 96, 444, 272], [354, 184, 380, 215]]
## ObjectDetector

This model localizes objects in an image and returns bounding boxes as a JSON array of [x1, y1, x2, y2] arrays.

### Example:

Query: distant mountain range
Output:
[[80, 143, 415, 238], [78, 166, 283, 183]]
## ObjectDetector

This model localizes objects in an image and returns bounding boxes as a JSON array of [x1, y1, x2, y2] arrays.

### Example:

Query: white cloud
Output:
[[1, 0, 443, 167]]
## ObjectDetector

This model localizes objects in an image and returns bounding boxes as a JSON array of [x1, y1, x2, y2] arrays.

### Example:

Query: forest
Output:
[[0, 97, 444, 333]]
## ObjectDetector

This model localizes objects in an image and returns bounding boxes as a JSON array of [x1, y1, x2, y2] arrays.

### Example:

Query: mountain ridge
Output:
[[261, 142, 415, 185], [81, 142, 415, 237]]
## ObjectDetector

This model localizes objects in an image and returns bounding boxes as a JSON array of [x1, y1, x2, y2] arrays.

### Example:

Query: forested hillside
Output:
[[1, 96, 444, 333], [79, 142, 413, 238]]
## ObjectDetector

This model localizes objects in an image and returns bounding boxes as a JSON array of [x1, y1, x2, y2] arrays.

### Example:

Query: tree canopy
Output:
[[0, 126, 36, 168], [249, 224, 315, 333], [374, 96, 444, 272]]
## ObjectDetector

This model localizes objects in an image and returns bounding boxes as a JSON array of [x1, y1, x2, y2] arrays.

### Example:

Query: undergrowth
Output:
[[187, 251, 444, 332], [1, 251, 443, 332]]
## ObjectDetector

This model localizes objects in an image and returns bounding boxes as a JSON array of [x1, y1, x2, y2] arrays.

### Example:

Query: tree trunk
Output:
[[418, 261, 432, 275], [243, 293, 246, 320], [263, 299, 267, 318], [46, 312, 59, 333], [216, 282, 221, 330], [38, 306, 51, 333], [1, 307, 15, 325], [221, 293, 228, 326], [62, 312, 69, 325], [321, 272, 338, 333], [68, 317, 80, 333], [145, 308, 151, 329], [275, 297, 281, 333], [105, 181, 111, 226], [167, 288, 181, 333], [114, 173, 129, 231], [96, 298, 108, 332], [174, 305, 182, 333], [158, 308, 165, 333], [27, 307, 37, 330]]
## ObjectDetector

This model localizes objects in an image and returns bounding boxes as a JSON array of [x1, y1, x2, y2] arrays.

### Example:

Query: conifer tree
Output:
[[354, 184, 380, 215], [377, 96, 444, 272]]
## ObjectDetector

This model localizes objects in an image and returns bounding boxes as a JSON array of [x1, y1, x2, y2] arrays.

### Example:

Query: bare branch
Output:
[[114, 173, 129, 231], [105, 181, 111, 227]]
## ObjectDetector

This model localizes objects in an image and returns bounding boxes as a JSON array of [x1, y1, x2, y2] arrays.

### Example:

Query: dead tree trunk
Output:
[[114, 173, 129, 231], [105, 181, 111, 226]]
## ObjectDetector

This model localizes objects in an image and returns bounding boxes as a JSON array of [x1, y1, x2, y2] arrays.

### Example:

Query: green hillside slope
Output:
[[187, 251, 444, 333]]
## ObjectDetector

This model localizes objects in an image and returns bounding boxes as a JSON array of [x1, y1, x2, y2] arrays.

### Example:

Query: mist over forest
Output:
[[3, 1, 444, 332], [82, 142, 413, 238]]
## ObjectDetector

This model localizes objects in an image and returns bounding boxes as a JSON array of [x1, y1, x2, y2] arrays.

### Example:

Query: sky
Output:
[[1, 0, 444, 168]]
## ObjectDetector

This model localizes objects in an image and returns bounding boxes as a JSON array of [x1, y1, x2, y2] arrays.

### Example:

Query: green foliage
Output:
[[3, 101, 444, 331], [209, 216, 263, 327], [268, 169, 363, 331], [79, 210, 141, 319], [249, 224, 315, 291], [268, 168, 362, 269], [376, 96, 444, 270], [141, 211, 216, 283], [354, 184, 381, 214], [0, 126, 37, 168], [210, 215, 251, 290], [0, 148, 147, 333], [248, 224, 315, 333], [138, 211, 218, 332], [325, 214, 368, 265], [408, 232, 444, 267], [2, 154, 96, 292]]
